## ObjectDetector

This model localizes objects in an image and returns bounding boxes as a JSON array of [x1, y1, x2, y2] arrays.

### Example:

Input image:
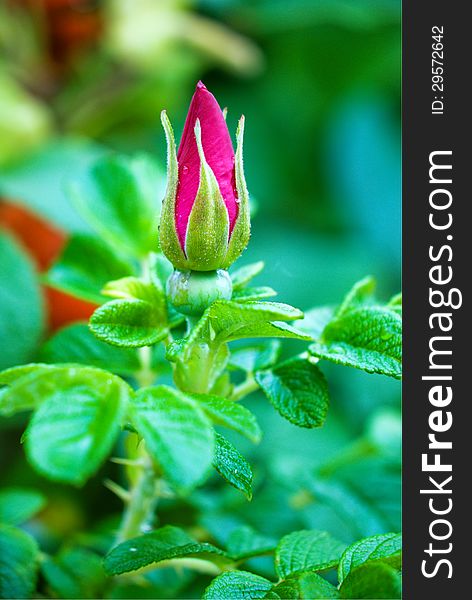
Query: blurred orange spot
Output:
[[0, 201, 96, 331]]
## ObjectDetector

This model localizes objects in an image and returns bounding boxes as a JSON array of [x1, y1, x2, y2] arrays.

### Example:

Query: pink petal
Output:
[[176, 81, 238, 248]]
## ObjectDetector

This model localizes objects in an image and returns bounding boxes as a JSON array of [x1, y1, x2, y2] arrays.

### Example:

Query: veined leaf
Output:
[[104, 525, 231, 576], [23, 367, 129, 484], [338, 533, 402, 583], [39, 323, 140, 376], [89, 299, 167, 348], [0, 364, 61, 415], [70, 153, 164, 257], [192, 394, 262, 443], [45, 234, 134, 304], [230, 261, 265, 290], [102, 276, 164, 306], [0, 488, 46, 525], [0, 524, 39, 599], [269, 572, 339, 599], [275, 530, 347, 579], [256, 358, 329, 428], [203, 570, 273, 600], [339, 562, 401, 599], [213, 433, 253, 500], [309, 307, 402, 379], [130, 386, 214, 492]]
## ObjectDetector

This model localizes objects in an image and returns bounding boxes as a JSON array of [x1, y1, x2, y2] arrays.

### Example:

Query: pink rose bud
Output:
[[159, 81, 250, 272]]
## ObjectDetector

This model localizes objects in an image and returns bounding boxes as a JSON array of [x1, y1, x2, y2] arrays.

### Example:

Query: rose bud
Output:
[[159, 81, 250, 273]]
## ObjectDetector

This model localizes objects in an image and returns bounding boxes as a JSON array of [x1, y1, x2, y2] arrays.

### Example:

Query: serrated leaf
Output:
[[0, 524, 39, 599], [24, 367, 129, 484], [39, 323, 140, 376], [45, 234, 134, 304], [338, 533, 402, 583], [130, 386, 214, 492], [256, 358, 329, 428], [104, 525, 231, 576], [213, 433, 253, 500], [339, 562, 401, 599], [230, 261, 265, 290], [204, 570, 273, 600], [69, 153, 164, 257], [89, 299, 167, 348], [41, 547, 105, 599], [192, 301, 305, 346], [0, 488, 46, 525], [269, 572, 339, 599], [310, 307, 402, 379], [275, 530, 347, 579], [226, 525, 275, 561], [336, 276, 376, 317], [192, 394, 262, 443], [229, 340, 281, 373], [232, 286, 277, 302]]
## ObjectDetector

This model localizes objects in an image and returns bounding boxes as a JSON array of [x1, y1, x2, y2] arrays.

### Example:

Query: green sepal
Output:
[[159, 111, 187, 269], [223, 116, 251, 268], [184, 119, 230, 270]]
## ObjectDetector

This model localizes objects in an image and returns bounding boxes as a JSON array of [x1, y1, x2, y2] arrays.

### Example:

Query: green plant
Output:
[[0, 86, 401, 600]]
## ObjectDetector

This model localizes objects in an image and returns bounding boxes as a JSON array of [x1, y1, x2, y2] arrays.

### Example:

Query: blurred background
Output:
[[0, 1, 401, 597]]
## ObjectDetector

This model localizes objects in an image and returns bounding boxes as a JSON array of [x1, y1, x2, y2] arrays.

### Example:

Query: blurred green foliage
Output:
[[0, 1, 400, 598]]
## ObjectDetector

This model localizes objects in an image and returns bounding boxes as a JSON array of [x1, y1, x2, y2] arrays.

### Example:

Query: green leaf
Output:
[[69, 153, 163, 257], [24, 367, 129, 484], [0, 139, 104, 233], [232, 286, 277, 302], [39, 323, 140, 376], [339, 562, 401, 599], [297, 306, 335, 339], [256, 358, 329, 428], [177, 301, 308, 363], [388, 292, 402, 314], [0, 524, 39, 599], [226, 525, 275, 561], [338, 533, 402, 583], [269, 573, 339, 599], [45, 234, 134, 304], [192, 394, 262, 443], [230, 261, 265, 290], [0, 364, 58, 415], [102, 276, 164, 306], [336, 276, 376, 317], [89, 299, 167, 348], [213, 433, 253, 500], [275, 530, 347, 579], [104, 525, 231, 576], [41, 547, 106, 599], [130, 386, 214, 492], [229, 340, 281, 373], [0, 488, 46, 525], [0, 233, 44, 370], [204, 570, 273, 600], [305, 477, 387, 538], [309, 307, 402, 379]]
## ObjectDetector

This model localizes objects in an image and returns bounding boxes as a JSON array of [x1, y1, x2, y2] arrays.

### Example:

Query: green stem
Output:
[[230, 373, 259, 401]]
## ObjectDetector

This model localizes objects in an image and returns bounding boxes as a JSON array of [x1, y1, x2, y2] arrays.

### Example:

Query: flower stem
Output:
[[230, 373, 259, 401], [116, 461, 157, 543]]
